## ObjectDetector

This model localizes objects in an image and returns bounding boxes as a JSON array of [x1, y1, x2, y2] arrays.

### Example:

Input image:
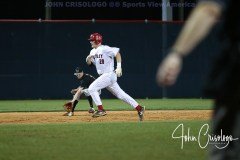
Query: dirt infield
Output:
[[0, 110, 212, 124]]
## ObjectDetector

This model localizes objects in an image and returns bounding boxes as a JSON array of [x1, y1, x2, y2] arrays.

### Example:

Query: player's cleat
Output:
[[92, 110, 107, 118], [88, 107, 95, 114], [68, 112, 74, 117], [138, 106, 145, 121]]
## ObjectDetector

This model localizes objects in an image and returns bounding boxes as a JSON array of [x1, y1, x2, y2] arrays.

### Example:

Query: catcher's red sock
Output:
[[98, 105, 104, 111], [135, 105, 142, 112]]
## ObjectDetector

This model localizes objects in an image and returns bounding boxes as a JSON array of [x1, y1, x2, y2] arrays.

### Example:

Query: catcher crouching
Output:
[[63, 67, 100, 116]]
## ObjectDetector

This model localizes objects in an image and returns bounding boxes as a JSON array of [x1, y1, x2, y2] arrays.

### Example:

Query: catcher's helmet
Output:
[[88, 33, 102, 44]]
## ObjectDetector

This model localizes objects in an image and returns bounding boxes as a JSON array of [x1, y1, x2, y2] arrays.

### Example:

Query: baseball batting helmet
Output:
[[88, 33, 102, 45]]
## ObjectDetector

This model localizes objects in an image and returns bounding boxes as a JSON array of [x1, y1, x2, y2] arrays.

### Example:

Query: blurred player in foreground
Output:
[[63, 67, 99, 116], [85, 33, 145, 121], [157, 0, 239, 159]]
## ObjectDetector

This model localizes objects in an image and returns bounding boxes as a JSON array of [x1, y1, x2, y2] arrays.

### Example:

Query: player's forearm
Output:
[[115, 52, 122, 63], [172, 2, 222, 56]]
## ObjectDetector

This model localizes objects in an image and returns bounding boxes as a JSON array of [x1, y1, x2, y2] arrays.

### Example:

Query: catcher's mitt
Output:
[[63, 101, 73, 113]]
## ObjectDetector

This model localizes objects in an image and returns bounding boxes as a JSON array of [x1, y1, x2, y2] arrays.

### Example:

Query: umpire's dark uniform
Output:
[[203, 0, 240, 159]]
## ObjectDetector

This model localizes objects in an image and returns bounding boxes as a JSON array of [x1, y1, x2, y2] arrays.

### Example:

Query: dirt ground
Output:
[[0, 110, 212, 124]]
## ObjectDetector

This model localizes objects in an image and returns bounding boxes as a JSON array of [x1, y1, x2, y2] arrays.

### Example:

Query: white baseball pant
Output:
[[88, 72, 139, 108], [71, 88, 101, 102]]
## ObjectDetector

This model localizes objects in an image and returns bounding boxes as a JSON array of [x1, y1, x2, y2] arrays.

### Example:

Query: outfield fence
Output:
[[0, 19, 221, 99]]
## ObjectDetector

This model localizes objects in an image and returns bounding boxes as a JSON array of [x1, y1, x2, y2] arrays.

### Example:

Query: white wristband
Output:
[[117, 62, 121, 68]]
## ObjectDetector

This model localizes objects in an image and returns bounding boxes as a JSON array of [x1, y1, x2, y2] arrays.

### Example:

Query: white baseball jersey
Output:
[[90, 45, 119, 75], [87, 45, 139, 109]]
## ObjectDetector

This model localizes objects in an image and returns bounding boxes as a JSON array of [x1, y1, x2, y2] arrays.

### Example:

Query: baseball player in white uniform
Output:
[[86, 33, 145, 121]]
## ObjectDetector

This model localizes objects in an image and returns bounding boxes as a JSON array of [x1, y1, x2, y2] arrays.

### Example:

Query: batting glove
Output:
[[115, 67, 122, 77], [115, 62, 122, 77]]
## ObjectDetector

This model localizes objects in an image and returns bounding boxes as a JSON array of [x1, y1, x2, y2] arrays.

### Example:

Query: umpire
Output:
[[157, 0, 239, 159], [64, 67, 98, 116]]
